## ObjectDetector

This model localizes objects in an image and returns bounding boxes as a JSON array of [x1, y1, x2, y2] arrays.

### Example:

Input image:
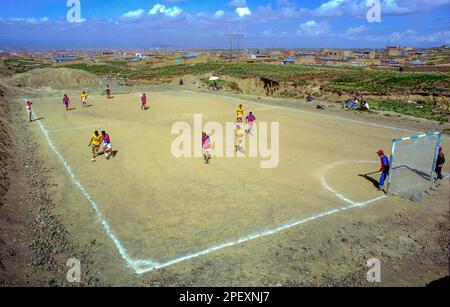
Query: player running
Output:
[[245, 112, 256, 135], [101, 131, 113, 160], [88, 130, 102, 162], [235, 124, 245, 153], [236, 104, 244, 123], [377, 149, 390, 193], [80, 91, 89, 108], [26, 99, 32, 122], [202, 131, 211, 164], [141, 93, 148, 110], [63, 94, 71, 111]]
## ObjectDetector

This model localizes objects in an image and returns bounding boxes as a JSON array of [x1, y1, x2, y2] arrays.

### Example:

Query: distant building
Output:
[[351, 61, 365, 67], [388, 59, 400, 65], [124, 56, 141, 62], [281, 50, 296, 56], [53, 57, 77, 63], [387, 46, 402, 57], [296, 57, 317, 65], [282, 56, 297, 64], [181, 54, 199, 59], [411, 60, 426, 65]]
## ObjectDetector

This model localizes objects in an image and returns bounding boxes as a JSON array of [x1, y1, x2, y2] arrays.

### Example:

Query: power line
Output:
[[227, 34, 244, 61]]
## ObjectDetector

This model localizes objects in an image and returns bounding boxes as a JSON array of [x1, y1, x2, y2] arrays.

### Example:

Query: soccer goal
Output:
[[387, 132, 442, 198], [99, 76, 128, 95]]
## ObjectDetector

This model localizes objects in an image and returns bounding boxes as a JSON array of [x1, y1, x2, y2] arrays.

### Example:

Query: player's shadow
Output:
[[95, 150, 118, 158], [32, 117, 44, 122], [86, 104, 94, 108], [358, 174, 380, 189], [393, 165, 431, 180], [67, 107, 76, 111], [142, 107, 150, 110]]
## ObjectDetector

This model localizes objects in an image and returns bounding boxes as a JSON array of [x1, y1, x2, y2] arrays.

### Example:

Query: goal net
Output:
[[387, 132, 442, 198], [99, 76, 128, 95]]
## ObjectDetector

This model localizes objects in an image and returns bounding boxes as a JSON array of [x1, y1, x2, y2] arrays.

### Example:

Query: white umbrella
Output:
[[209, 76, 219, 81]]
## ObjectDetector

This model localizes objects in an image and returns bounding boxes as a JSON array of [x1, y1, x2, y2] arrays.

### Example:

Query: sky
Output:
[[0, 0, 449, 49]]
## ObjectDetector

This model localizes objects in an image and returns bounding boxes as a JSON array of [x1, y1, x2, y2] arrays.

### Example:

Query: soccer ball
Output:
[[91, 158, 95, 162]]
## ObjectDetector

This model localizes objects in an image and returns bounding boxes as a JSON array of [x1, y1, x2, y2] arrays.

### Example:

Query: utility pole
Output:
[[227, 34, 233, 60], [227, 34, 244, 61]]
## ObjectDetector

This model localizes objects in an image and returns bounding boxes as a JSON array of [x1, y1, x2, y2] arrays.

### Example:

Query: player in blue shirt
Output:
[[377, 149, 390, 192]]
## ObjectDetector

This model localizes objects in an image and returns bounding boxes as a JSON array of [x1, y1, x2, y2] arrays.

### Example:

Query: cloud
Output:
[[315, 0, 450, 17], [345, 25, 367, 36], [8, 17, 50, 24], [149, 3, 183, 17], [121, 9, 145, 20], [297, 20, 329, 36], [366, 29, 450, 44], [236, 7, 252, 17], [214, 10, 225, 17]]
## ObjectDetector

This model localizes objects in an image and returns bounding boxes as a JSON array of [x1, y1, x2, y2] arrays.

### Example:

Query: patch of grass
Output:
[[128, 62, 336, 81], [64, 63, 131, 75], [325, 71, 450, 94], [66, 61, 450, 96], [369, 99, 448, 122], [293, 79, 308, 86]]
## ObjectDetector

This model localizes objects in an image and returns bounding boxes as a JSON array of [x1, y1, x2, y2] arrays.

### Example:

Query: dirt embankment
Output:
[[1, 68, 100, 92], [231, 77, 449, 107], [169, 74, 449, 111], [0, 85, 106, 286], [0, 86, 12, 202]]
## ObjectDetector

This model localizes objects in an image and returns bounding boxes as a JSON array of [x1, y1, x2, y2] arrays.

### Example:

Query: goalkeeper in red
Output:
[[377, 150, 390, 192]]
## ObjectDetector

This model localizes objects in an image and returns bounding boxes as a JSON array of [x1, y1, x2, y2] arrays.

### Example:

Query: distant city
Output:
[[1, 45, 449, 73]]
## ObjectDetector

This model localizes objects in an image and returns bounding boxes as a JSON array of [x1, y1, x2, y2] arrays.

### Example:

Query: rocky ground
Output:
[[0, 85, 107, 286]]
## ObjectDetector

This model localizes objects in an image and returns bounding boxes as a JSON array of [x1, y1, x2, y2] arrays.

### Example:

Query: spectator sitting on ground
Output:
[[359, 100, 366, 110], [344, 99, 357, 110], [306, 94, 314, 102]]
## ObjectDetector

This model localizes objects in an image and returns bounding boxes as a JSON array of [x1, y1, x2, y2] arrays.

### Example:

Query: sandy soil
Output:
[[1, 84, 448, 286]]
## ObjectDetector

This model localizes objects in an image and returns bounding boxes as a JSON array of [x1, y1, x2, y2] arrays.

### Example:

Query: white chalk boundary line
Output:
[[31, 101, 390, 275], [28, 92, 442, 275], [320, 160, 387, 206], [183, 90, 450, 140], [132, 160, 389, 274], [29, 108, 159, 273]]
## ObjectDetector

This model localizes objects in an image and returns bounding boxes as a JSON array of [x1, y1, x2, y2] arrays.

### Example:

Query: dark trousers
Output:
[[435, 166, 443, 179]]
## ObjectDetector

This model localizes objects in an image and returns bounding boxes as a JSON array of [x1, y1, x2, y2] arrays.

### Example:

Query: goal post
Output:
[[99, 76, 127, 95], [387, 131, 442, 197]]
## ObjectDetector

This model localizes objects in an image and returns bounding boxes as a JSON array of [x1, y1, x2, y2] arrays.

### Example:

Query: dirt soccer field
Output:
[[19, 89, 449, 285]]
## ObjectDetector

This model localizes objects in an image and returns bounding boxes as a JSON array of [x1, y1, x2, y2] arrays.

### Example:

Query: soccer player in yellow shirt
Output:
[[88, 130, 102, 162], [236, 104, 244, 123], [80, 91, 89, 108]]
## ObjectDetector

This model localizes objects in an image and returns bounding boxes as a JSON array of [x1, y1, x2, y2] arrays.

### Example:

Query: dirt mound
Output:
[[2, 67, 99, 90], [0, 85, 11, 201]]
